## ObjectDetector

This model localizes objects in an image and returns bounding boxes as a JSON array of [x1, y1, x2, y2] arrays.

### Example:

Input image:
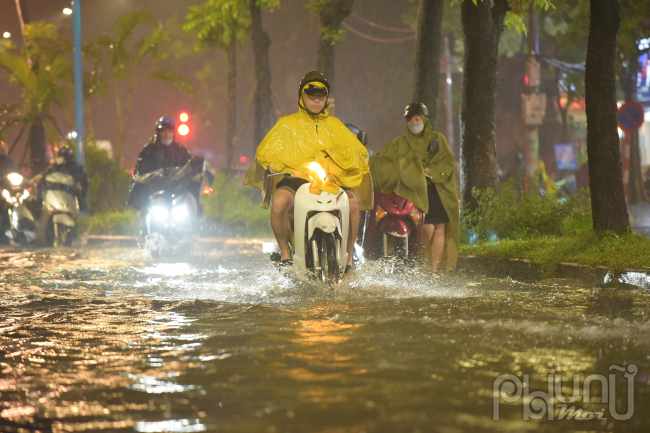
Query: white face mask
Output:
[[161, 138, 173, 146], [408, 122, 424, 135], [55, 157, 65, 165]]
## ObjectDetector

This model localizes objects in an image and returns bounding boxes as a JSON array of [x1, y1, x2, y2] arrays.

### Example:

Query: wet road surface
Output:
[[1, 246, 649, 432]]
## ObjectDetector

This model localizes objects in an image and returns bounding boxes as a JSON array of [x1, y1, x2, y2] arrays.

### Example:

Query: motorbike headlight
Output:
[[150, 206, 169, 220], [172, 204, 189, 221], [2, 189, 10, 201], [375, 205, 387, 223], [7, 173, 23, 186]]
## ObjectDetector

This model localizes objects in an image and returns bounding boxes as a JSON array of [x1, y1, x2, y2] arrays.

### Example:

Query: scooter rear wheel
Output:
[[319, 232, 340, 283]]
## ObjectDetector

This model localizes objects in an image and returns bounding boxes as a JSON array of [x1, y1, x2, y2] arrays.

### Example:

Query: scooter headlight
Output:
[[150, 206, 169, 221], [7, 173, 23, 186], [172, 204, 189, 221], [2, 189, 10, 201]]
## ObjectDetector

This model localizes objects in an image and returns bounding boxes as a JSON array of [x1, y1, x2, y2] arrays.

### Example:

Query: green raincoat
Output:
[[370, 117, 459, 270]]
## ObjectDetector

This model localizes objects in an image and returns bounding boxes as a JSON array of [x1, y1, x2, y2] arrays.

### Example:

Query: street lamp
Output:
[[63, 8, 72, 15]]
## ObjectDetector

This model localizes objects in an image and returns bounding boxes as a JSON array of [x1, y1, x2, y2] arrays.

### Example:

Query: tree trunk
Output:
[[27, 118, 47, 172], [459, 0, 509, 213], [226, 34, 237, 173], [316, 0, 354, 89], [412, 0, 444, 128], [249, 0, 275, 148], [620, 53, 646, 204], [585, 0, 629, 233]]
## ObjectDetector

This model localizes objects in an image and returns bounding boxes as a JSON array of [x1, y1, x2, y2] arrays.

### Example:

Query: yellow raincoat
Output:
[[245, 91, 372, 209]]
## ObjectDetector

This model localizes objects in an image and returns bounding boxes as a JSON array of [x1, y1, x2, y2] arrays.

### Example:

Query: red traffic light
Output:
[[178, 124, 190, 136], [180, 112, 189, 123], [240, 156, 248, 163]]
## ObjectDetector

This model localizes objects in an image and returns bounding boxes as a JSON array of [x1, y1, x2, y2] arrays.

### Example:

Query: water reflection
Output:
[[0, 248, 649, 432]]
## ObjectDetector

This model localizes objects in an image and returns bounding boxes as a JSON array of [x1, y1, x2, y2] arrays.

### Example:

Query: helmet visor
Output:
[[304, 83, 328, 97]]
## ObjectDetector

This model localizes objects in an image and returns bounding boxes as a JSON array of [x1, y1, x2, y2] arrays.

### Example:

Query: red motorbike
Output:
[[361, 190, 424, 260]]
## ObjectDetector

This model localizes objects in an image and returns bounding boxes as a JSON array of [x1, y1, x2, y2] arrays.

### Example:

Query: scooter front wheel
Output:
[[319, 232, 340, 283], [53, 223, 74, 247]]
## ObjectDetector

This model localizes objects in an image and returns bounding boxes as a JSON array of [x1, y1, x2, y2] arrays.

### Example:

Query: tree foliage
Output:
[[0, 22, 72, 143], [96, 11, 195, 160]]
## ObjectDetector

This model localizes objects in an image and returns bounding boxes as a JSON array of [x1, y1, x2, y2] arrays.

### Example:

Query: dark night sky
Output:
[[0, 0, 419, 170]]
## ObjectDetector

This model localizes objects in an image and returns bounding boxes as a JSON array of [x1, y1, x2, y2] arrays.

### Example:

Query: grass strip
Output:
[[460, 232, 650, 274]]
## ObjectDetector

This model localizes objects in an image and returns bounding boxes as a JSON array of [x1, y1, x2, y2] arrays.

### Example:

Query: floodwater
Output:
[[1, 246, 649, 433]]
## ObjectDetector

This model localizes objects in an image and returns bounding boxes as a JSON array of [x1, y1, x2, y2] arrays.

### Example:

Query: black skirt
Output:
[[424, 183, 450, 225]]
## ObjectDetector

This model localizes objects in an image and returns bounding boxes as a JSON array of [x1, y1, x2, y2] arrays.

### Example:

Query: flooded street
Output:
[[1, 246, 649, 433]]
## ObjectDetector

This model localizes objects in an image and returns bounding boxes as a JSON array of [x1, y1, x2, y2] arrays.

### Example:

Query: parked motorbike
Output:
[[41, 170, 80, 247], [130, 157, 204, 256], [0, 172, 37, 245], [270, 165, 350, 283], [362, 190, 424, 261]]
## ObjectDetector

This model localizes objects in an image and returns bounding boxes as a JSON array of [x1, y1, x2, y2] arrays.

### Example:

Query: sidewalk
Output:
[[629, 202, 650, 236]]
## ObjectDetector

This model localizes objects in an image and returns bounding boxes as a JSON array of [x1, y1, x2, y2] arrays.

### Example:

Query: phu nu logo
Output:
[[492, 364, 638, 421]]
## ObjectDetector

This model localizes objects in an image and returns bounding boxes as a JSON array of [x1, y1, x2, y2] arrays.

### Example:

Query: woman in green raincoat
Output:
[[370, 103, 459, 272]]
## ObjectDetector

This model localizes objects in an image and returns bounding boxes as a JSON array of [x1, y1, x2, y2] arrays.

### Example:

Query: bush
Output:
[[200, 171, 272, 237], [77, 208, 139, 235], [462, 179, 592, 242], [85, 141, 132, 214]]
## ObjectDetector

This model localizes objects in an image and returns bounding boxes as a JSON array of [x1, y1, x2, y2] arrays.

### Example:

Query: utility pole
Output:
[[521, 4, 546, 191], [72, 0, 85, 168]]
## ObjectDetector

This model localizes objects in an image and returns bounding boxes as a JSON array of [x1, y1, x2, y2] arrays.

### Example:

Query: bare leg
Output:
[[431, 223, 446, 271], [345, 190, 359, 266], [270, 187, 295, 260]]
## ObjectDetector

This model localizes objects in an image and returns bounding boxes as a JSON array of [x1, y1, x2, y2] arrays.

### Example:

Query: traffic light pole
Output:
[[73, 0, 85, 167]]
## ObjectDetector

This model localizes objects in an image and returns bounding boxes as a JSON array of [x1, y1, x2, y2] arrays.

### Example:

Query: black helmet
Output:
[[404, 102, 429, 120], [58, 145, 75, 163], [298, 71, 331, 99], [156, 117, 175, 131]]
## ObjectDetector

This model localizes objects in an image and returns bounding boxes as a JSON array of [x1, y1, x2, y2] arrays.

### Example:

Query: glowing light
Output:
[[172, 205, 189, 221], [150, 206, 168, 220], [375, 206, 387, 222], [180, 112, 189, 123], [307, 162, 327, 181], [178, 124, 190, 136], [63, 8, 72, 15], [2, 32, 10, 39], [240, 156, 247, 163], [7, 173, 23, 186]]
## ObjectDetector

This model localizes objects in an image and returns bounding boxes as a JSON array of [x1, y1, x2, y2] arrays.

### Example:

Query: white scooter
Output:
[[42, 171, 80, 247], [272, 164, 350, 282]]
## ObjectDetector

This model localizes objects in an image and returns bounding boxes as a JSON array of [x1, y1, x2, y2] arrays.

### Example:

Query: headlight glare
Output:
[[7, 173, 23, 186], [150, 206, 169, 220], [172, 204, 189, 221]]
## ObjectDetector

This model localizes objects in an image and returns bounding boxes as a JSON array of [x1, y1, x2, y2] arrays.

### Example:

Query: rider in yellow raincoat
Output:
[[245, 71, 371, 271]]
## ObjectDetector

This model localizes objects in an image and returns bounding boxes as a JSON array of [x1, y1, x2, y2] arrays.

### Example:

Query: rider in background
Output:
[[38, 145, 89, 212], [245, 71, 372, 272], [0, 142, 20, 179], [134, 117, 191, 179], [370, 102, 459, 273]]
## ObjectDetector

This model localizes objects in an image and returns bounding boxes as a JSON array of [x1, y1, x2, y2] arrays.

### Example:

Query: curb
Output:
[[458, 255, 650, 289]]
